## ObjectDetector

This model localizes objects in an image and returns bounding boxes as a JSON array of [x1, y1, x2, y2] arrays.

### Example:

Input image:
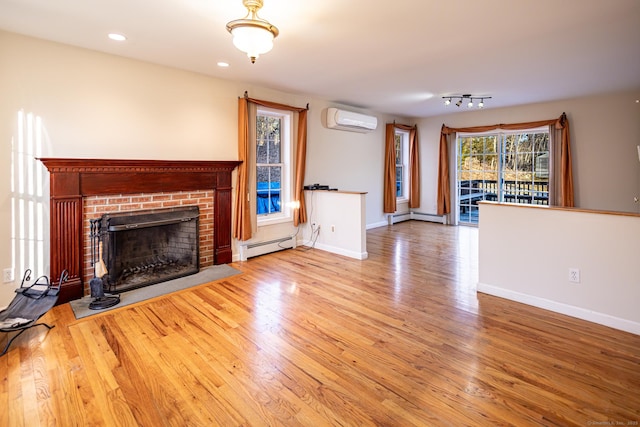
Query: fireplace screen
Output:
[[97, 206, 200, 293]]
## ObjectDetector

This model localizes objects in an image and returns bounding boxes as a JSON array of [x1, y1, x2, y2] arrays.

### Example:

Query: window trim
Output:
[[455, 126, 552, 225], [395, 129, 409, 202], [255, 107, 293, 226]]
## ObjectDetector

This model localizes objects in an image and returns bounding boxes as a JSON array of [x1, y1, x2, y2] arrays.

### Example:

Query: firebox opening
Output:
[[99, 206, 200, 293]]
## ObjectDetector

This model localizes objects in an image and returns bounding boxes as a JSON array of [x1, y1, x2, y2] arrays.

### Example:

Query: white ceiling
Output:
[[1, 0, 639, 118]]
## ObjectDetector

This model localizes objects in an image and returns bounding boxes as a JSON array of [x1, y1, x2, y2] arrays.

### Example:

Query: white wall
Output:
[[304, 107, 409, 227], [478, 202, 640, 335], [300, 190, 368, 260], [0, 31, 408, 306], [416, 91, 640, 216]]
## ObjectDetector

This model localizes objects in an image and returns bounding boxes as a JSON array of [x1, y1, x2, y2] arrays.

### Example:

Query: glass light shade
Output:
[[231, 26, 274, 60]]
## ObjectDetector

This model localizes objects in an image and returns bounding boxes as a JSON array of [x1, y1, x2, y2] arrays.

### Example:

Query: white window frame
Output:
[[455, 125, 551, 225], [256, 107, 293, 226], [395, 129, 409, 202]]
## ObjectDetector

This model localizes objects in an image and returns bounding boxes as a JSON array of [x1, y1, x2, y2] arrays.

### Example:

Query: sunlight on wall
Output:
[[11, 110, 50, 280]]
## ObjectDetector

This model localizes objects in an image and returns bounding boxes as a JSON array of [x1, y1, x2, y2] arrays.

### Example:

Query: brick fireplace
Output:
[[39, 158, 240, 304], [84, 192, 211, 294]]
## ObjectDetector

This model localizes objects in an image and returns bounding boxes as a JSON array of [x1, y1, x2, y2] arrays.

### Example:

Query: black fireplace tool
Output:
[[89, 219, 120, 310]]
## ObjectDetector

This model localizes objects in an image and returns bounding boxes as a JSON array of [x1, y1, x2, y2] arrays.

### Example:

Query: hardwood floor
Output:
[[1, 221, 639, 426]]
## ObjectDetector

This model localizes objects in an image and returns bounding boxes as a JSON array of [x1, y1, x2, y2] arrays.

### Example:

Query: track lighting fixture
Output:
[[443, 94, 492, 109]]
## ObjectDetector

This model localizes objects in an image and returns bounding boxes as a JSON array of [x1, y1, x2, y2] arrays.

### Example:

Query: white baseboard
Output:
[[477, 282, 640, 336], [410, 211, 447, 224], [237, 235, 296, 261], [366, 220, 388, 230], [304, 242, 368, 260], [385, 211, 447, 226], [388, 212, 411, 225]]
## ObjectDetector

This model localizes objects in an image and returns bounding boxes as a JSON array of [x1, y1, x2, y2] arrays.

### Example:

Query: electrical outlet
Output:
[[3, 268, 14, 283], [569, 268, 580, 283]]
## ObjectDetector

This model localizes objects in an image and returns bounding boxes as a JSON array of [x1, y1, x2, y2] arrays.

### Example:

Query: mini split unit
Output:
[[325, 108, 377, 133]]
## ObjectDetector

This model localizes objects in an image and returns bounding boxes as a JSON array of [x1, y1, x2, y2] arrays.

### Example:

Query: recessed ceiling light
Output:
[[217, 62, 230, 68], [108, 33, 127, 41]]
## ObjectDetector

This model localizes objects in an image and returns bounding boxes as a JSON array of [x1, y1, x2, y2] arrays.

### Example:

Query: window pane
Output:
[[268, 134, 280, 164], [256, 166, 269, 215], [269, 166, 282, 214], [270, 166, 282, 189], [516, 154, 532, 172], [484, 154, 498, 175], [459, 138, 468, 154], [257, 138, 268, 163], [535, 153, 549, 179], [484, 137, 497, 153], [517, 133, 532, 151], [470, 137, 484, 155], [395, 135, 402, 166], [257, 115, 281, 165], [534, 134, 549, 152], [257, 166, 282, 215], [459, 153, 470, 172], [396, 166, 403, 197]]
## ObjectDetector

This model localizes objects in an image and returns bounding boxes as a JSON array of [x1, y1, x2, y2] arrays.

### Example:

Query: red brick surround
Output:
[[82, 191, 214, 296]]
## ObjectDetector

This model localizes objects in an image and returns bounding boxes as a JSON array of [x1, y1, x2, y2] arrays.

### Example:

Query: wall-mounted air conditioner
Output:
[[325, 107, 377, 133]]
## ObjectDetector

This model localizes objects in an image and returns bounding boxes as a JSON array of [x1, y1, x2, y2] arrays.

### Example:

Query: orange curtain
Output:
[[557, 114, 574, 207], [437, 126, 451, 216], [383, 123, 397, 213], [233, 97, 252, 240], [233, 94, 309, 241], [293, 109, 308, 226], [437, 113, 573, 215]]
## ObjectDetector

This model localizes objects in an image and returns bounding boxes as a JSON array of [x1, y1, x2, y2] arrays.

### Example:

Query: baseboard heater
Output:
[[239, 235, 297, 261], [388, 212, 446, 225]]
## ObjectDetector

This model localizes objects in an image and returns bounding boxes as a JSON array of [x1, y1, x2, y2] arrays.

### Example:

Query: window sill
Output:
[[258, 214, 292, 227]]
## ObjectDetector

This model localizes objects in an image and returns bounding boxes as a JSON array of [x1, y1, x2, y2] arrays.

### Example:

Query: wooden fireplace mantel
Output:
[[39, 158, 241, 304]]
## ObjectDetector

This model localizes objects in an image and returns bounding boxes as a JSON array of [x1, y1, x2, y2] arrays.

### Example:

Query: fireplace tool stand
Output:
[[89, 219, 120, 310]]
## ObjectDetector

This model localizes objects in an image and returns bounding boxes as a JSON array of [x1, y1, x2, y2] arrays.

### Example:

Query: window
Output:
[[395, 129, 409, 199], [255, 108, 292, 223], [456, 127, 550, 224]]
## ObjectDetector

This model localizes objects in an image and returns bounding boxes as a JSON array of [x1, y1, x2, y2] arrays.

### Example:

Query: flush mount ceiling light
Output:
[[444, 94, 492, 109], [108, 33, 127, 41], [226, 0, 279, 64]]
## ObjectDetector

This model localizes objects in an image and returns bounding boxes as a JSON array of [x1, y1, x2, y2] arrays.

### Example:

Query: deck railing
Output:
[[459, 179, 549, 206]]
